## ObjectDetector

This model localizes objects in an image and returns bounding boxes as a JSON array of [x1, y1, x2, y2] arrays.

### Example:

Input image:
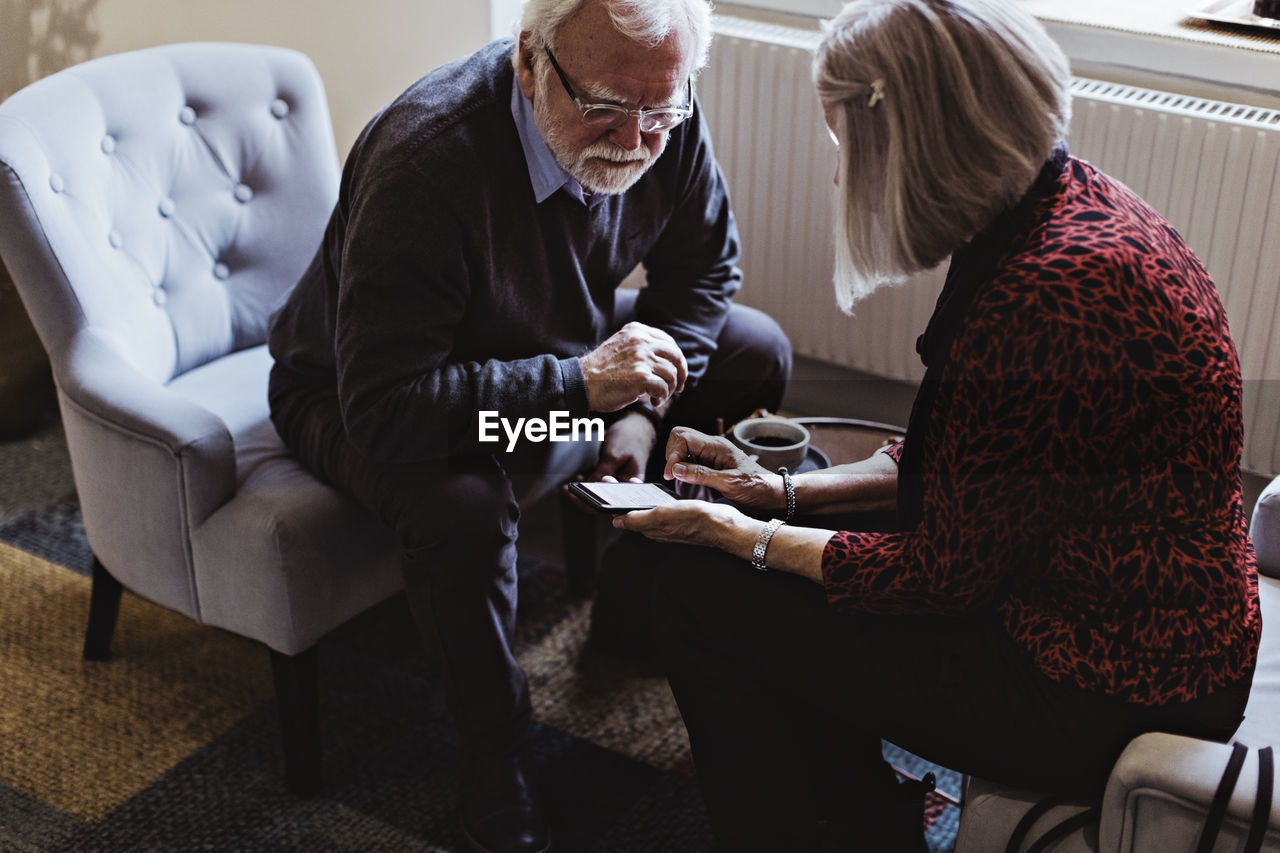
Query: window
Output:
[[729, 0, 845, 15]]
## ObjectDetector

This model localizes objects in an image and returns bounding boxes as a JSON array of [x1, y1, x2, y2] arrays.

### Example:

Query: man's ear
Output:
[[515, 32, 538, 100]]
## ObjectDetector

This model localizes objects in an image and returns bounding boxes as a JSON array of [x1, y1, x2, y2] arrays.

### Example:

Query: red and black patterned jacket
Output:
[[822, 148, 1261, 706]]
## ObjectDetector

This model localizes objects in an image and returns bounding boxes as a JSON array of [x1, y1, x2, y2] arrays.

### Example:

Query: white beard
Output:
[[565, 138, 657, 194]]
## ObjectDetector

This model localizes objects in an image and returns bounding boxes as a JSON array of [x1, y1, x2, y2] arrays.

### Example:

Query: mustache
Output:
[[579, 142, 651, 164]]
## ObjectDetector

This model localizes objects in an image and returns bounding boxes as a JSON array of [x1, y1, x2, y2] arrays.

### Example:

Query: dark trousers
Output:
[[268, 299, 791, 762], [651, 512, 1252, 852]]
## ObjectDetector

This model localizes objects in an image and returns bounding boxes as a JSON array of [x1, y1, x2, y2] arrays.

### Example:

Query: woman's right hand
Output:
[[662, 426, 785, 513]]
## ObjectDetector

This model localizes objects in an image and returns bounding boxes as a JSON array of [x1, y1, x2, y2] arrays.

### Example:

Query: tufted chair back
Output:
[[0, 42, 338, 384]]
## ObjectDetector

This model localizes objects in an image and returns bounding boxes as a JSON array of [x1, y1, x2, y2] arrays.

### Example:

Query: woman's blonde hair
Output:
[[814, 0, 1070, 311]]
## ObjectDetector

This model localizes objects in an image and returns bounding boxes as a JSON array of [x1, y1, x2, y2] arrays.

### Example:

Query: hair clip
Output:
[[868, 79, 885, 108]]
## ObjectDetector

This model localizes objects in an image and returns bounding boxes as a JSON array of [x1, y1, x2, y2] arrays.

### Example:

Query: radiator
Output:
[[700, 15, 1280, 476]]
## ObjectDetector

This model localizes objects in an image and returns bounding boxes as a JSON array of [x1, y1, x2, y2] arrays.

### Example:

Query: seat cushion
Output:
[[170, 346, 402, 655]]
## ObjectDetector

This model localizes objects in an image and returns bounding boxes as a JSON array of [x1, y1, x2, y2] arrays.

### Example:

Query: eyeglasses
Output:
[[543, 46, 693, 134]]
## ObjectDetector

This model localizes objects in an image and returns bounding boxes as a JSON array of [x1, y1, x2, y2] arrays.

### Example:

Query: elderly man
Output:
[[267, 0, 790, 850]]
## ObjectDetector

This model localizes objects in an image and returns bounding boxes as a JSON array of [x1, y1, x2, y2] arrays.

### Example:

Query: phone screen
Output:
[[570, 481, 677, 512]]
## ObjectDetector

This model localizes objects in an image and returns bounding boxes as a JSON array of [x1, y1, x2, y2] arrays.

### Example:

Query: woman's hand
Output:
[[611, 499, 755, 555], [614, 498, 834, 582], [662, 426, 785, 512]]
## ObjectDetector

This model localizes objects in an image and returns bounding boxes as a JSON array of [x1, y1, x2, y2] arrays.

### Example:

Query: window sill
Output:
[[1020, 0, 1280, 104], [716, 0, 1280, 108]]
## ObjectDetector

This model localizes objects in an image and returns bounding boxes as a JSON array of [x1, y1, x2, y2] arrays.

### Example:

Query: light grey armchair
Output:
[[0, 43, 404, 795], [956, 474, 1280, 851]]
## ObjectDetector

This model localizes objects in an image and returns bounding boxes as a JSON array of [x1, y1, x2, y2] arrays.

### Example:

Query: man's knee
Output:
[[676, 304, 793, 428], [717, 303, 793, 387], [393, 461, 519, 559]]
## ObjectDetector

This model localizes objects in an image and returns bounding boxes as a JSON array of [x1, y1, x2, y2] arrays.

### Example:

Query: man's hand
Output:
[[587, 411, 658, 483], [580, 322, 688, 413]]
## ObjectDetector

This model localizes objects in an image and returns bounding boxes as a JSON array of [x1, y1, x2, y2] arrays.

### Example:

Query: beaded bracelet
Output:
[[779, 467, 796, 522]]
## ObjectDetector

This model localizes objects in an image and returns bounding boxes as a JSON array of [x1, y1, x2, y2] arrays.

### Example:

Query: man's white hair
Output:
[[518, 0, 713, 75]]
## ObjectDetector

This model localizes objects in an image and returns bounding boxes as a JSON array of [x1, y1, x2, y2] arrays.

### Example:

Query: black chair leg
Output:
[[82, 556, 123, 661], [269, 646, 322, 797], [560, 490, 600, 597]]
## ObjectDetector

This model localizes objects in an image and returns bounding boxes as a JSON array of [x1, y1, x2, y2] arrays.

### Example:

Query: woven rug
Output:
[[0, 417, 960, 852]]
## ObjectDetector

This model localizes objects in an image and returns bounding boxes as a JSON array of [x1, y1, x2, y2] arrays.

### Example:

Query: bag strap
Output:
[[1243, 746, 1274, 853], [1025, 805, 1102, 853], [1196, 741, 1249, 853], [1005, 795, 1100, 853], [1005, 796, 1065, 853]]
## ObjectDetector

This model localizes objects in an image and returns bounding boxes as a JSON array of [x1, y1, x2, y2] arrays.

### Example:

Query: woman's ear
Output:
[[516, 33, 538, 100]]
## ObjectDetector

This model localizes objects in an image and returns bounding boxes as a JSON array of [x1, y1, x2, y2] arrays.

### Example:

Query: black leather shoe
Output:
[[458, 752, 552, 853]]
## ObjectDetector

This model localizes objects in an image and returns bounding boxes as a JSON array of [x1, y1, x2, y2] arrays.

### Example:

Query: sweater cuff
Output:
[[621, 400, 664, 430], [560, 357, 590, 414]]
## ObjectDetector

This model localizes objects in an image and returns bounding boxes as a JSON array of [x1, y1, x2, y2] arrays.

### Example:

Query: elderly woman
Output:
[[612, 0, 1262, 849]]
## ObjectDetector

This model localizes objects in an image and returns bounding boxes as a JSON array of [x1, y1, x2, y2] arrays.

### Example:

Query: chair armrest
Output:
[[54, 329, 236, 619], [60, 330, 233, 461], [1100, 732, 1279, 851]]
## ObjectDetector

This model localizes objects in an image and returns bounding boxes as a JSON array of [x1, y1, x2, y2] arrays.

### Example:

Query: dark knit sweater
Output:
[[822, 151, 1261, 707], [268, 40, 741, 463]]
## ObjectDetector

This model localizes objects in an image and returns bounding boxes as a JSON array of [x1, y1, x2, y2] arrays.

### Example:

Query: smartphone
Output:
[[567, 481, 677, 513]]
